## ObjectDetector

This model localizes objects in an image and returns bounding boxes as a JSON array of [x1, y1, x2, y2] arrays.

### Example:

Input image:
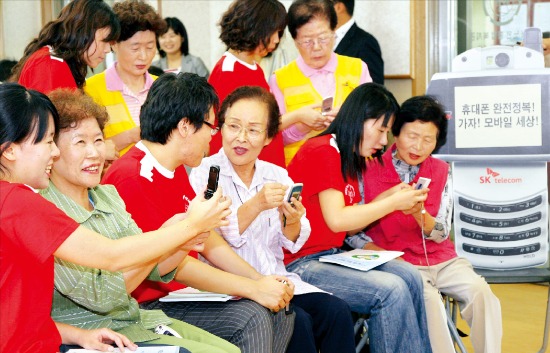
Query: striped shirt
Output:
[[40, 182, 177, 342], [105, 63, 155, 126], [189, 149, 323, 295]]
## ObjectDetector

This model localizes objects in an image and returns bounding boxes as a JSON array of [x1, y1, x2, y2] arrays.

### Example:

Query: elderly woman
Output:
[[268, 0, 372, 165], [41, 89, 238, 353], [84, 0, 166, 156], [359, 96, 502, 353], [189, 86, 356, 353]]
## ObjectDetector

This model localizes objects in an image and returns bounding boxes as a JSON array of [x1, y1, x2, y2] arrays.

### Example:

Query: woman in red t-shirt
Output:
[[208, 0, 324, 168], [11, 0, 119, 94], [0, 83, 231, 353], [286, 83, 433, 353]]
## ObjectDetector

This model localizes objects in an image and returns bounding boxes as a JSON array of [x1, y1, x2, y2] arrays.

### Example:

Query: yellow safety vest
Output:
[[274, 54, 363, 165], [84, 72, 157, 156]]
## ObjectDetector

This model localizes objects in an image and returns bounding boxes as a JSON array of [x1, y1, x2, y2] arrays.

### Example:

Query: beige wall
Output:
[[1, 0, 42, 60]]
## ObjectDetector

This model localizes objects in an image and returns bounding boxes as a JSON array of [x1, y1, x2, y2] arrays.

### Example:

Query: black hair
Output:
[[139, 72, 219, 144], [288, 0, 338, 39], [11, 0, 120, 88], [393, 95, 448, 153], [321, 82, 399, 181], [218, 86, 280, 139], [157, 17, 189, 57], [147, 65, 165, 77], [219, 0, 287, 52], [0, 59, 17, 82], [334, 0, 354, 16], [0, 83, 59, 177]]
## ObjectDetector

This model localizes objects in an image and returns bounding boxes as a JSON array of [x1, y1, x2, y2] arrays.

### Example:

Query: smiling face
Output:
[[84, 27, 113, 68], [221, 98, 272, 172], [359, 116, 394, 158], [113, 30, 157, 79], [394, 120, 438, 166], [6, 115, 59, 189], [294, 17, 335, 69], [51, 118, 106, 195], [158, 28, 183, 56]]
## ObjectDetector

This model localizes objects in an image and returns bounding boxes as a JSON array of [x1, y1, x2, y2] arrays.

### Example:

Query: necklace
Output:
[[232, 181, 259, 205]]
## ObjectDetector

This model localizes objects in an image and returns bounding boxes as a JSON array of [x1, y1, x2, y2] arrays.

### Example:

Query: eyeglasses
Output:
[[203, 121, 220, 136], [295, 33, 335, 49], [223, 123, 266, 139]]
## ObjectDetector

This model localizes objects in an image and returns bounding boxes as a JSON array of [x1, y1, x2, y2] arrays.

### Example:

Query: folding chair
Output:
[[353, 313, 369, 353], [475, 267, 550, 353], [443, 295, 468, 353]]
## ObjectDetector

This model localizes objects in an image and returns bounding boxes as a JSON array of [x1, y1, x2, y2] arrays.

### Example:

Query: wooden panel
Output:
[[41, 0, 53, 27], [412, 0, 427, 95]]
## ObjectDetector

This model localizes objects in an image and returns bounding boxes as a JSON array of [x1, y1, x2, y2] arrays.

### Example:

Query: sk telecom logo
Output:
[[479, 167, 522, 184]]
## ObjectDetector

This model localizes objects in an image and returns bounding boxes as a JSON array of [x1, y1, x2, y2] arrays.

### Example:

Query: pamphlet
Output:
[[67, 347, 179, 353], [319, 249, 404, 271], [159, 287, 238, 302]]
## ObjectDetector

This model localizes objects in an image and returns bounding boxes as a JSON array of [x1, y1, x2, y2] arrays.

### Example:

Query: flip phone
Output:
[[204, 165, 220, 200]]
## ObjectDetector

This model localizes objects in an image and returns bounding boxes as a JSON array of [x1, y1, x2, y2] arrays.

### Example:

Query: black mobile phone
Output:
[[204, 165, 220, 200], [322, 97, 333, 113]]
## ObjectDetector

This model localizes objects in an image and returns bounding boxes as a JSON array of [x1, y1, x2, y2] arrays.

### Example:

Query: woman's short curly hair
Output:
[[113, 0, 167, 42], [219, 0, 287, 52], [47, 89, 108, 138], [218, 86, 280, 139]]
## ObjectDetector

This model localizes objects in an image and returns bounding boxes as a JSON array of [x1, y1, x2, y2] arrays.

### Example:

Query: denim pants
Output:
[[286, 249, 433, 353]]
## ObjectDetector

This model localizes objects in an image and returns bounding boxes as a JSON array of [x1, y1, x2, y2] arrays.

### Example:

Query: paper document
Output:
[[159, 287, 238, 302], [319, 249, 404, 271], [67, 346, 179, 353]]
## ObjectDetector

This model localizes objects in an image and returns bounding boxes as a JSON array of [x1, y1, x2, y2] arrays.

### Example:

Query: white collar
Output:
[[334, 18, 355, 50], [135, 141, 175, 181], [221, 51, 258, 72]]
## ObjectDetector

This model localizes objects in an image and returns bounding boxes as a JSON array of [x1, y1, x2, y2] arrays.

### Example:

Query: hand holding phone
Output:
[[415, 177, 431, 190], [204, 165, 220, 200], [283, 183, 303, 227], [321, 96, 333, 115]]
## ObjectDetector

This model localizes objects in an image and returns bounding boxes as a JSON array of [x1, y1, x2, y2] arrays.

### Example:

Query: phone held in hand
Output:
[[287, 183, 303, 205], [204, 165, 220, 200], [284, 183, 303, 227], [415, 177, 431, 190], [322, 96, 333, 113]]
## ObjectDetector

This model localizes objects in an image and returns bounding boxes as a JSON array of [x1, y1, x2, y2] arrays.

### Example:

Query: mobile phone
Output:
[[283, 183, 303, 227], [204, 165, 220, 200], [287, 183, 303, 204], [415, 177, 431, 190], [322, 96, 333, 113]]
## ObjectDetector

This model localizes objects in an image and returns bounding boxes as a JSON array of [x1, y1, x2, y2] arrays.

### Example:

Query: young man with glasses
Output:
[[102, 73, 295, 353]]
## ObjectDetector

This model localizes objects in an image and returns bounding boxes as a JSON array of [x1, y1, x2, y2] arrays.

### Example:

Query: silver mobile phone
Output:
[[415, 177, 431, 190], [322, 97, 333, 113]]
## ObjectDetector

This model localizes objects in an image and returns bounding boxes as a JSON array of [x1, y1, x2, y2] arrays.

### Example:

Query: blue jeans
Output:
[[286, 249, 432, 353]]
